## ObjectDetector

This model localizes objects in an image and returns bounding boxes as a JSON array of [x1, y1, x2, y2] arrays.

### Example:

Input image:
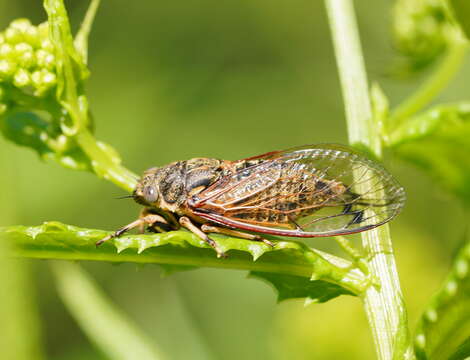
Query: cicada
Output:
[[98, 144, 406, 257]]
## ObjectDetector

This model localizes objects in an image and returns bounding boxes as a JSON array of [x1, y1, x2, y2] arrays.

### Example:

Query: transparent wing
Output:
[[190, 144, 406, 237]]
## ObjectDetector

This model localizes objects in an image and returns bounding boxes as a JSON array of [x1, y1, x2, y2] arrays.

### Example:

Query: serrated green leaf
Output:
[[414, 233, 470, 360], [387, 102, 470, 205], [0, 221, 368, 300], [388, 102, 470, 145], [249, 272, 353, 303]]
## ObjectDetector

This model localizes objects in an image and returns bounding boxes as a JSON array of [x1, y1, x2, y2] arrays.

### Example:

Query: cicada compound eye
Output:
[[143, 185, 159, 203]]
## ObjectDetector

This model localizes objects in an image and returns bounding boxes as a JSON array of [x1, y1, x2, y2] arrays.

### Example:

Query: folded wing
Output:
[[190, 144, 405, 237]]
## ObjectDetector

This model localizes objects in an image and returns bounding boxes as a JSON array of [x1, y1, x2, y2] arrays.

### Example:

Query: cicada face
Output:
[[134, 144, 405, 238], [133, 167, 160, 206]]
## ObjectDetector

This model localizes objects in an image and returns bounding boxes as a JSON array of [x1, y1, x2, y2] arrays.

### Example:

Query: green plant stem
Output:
[[75, 130, 138, 192], [46, 0, 138, 193], [389, 40, 468, 131], [325, 0, 380, 154], [325, 0, 414, 359], [51, 261, 165, 360], [335, 236, 370, 276]]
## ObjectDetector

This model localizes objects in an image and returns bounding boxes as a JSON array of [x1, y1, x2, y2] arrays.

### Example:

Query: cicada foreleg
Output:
[[96, 212, 168, 246], [140, 208, 178, 234], [201, 224, 275, 247]]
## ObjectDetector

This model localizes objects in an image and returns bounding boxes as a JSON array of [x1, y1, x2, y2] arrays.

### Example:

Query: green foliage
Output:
[[0, 111, 91, 170], [387, 102, 470, 205], [392, 0, 457, 73], [0, 221, 368, 299], [448, 0, 470, 40], [414, 234, 470, 360], [0, 17, 90, 168], [448, 337, 470, 360], [0, 0, 136, 191], [250, 272, 353, 303]]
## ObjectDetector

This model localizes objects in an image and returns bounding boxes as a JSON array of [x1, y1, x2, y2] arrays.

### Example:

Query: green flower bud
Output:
[[24, 26, 39, 48], [5, 27, 22, 44], [42, 70, 56, 85], [31, 70, 41, 86], [36, 49, 55, 69], [40, 38, 54, 52], [31, 69, 56, 96], [10, 19, 32, 34], [14, 42, 34, 57], [0, 41, 35, 70], [13, 68, 31, 87], [0, 43, 13, 58], [17, 49, 35, 69], [0, 59, 16, 79]]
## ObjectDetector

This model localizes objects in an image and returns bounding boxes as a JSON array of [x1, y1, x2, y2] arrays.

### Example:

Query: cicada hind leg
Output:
[[201, 224, 275, 247], [179, 219, 275, 258], [179, 217, 229, 258]]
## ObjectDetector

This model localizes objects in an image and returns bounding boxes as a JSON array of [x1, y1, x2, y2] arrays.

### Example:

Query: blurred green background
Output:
[[0, 0, 468, 359]]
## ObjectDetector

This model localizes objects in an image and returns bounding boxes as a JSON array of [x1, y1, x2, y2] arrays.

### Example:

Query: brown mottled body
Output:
[[98, 145, 405, 258]]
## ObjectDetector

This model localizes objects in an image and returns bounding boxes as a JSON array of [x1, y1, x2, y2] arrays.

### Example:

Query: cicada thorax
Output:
[[156, 161, 186, 206], [152, 158, 225, 213]]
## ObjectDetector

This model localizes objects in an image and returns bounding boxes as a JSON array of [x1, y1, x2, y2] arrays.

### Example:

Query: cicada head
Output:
[[133, 161, 190, 210], [133, 167, 161, 206]]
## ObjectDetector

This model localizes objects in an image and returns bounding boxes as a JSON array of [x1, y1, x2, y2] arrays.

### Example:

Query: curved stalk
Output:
[[325, 0, 414, 359], [389, 40, 468, 130]]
